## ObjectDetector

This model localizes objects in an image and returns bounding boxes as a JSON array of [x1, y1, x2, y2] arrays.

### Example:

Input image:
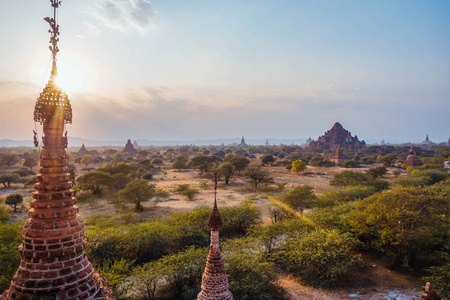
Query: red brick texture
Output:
[[0, 87, 115, 299], [197, 230, 233, 300]]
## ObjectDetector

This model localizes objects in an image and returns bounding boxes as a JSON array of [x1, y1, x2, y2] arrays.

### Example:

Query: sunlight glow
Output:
[[54, 62, 83, 94]]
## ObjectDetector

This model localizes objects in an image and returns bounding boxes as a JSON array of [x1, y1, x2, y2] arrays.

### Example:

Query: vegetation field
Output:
[[0, 144, 449, 299]]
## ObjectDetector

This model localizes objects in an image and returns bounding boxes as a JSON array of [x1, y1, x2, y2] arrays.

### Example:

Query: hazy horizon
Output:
[[1, 0, 449, 142]]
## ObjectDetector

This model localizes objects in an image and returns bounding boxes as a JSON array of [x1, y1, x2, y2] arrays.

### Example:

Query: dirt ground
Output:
[[1, 164, 423, 299]]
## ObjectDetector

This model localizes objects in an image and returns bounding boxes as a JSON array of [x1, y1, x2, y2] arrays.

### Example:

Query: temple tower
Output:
[[197, 177, 233, 300], [1, 1, 114, 299], [404, 145, 423, 167]]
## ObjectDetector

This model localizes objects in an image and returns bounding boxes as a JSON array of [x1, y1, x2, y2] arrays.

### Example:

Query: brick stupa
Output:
[[404, 145, 423, 167], [0, 1, 114, 299], [197, 186, 233, 300]]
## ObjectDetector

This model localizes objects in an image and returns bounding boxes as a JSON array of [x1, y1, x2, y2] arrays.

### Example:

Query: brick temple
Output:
[[197, 184, 234, 300], [309, 122, 366, 151], [122, 139, 137, 158], [0, 1, 114, 299], [404, 145, 423, 167]]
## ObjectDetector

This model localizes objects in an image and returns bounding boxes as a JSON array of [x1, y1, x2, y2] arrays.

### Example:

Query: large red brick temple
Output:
[[309, 122, 366, 151], [1, 1, 114, 299], [197, 181, 233, 300]]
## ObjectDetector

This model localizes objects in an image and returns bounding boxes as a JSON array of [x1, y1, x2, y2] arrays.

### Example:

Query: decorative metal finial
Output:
[[44, 0, 61, 81], [34, 0, 72, 125]]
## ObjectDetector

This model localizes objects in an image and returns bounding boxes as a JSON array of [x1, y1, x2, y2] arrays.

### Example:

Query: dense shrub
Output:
[[0, 222, 22, 291], [394, 169, 449, 187], [278, 229, 362, 286]]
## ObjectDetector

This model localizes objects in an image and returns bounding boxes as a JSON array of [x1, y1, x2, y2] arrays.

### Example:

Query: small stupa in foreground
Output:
[[197, 176, 234, 300]]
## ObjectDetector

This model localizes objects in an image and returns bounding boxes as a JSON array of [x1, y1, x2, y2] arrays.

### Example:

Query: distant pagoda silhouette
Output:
[[309, 122, 366, 151], [122, 139, 137, 158], [239, 136, 248, 147], [1, 1, 114, 299], [197, 176, 234, 300]]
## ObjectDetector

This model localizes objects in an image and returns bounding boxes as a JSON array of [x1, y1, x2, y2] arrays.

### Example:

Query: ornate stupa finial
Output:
[[34, 0, 72, 126], [208, 174, 223, 230], [197, 174, 233, 300], [1, 1, 115, 299], [45, 0, 61, 82]]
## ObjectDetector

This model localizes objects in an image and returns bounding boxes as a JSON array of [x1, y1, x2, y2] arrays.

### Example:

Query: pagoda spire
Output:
[[197, 175, 233, 300], [1, 1, 114, 299]]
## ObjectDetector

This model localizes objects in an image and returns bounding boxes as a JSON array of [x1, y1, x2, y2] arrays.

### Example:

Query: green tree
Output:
[[172, 155, 189, 170], [0, 174, 20, 187], [378, 153, 398, 167], [280, 185, 316, 214], [291, 160, 307, 174], [348, 187, 450, 267], [279, 229, 362, 286], [23, 157, 37, 170], [343, 160, 359, 168], [136, 150, 149, 160], [117, 180, 156, 211], [366, 166, 388, 178], [190, 155, 214, 174], [229, 156, 250, 174], [181, 188, 199, 201], [5, 194, 23, 213], [0, 222, 22, 291], [220, 202, 262, 235], [261, 154, 275, 165], [76, 171, 114, 195], [216, 162, 235, 185], [330, 170, 370, 187], [97, 258, 135, 298], [423, 242, 450, 297], [0, 153, 20, 168], [224, 237, 280, 299], [244, 163, 274, 188], [80, 154, 95, 166]]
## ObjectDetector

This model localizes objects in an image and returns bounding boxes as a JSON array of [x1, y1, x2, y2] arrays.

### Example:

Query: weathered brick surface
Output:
[[197, 202, 233, 300], [1, 37, 115, 300]]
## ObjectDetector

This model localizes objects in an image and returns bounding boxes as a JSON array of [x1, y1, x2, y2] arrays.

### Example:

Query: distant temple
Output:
[[122, 139, 137, 158], [309, 122, 366, 151], [447, 138, 450, 147], [78, 143, 89, 156], [421, 134, 434, 146], [132, 140, 139, 149], [239, 136, 248, 147], [380, 139, 385, 145], [197, 181, 234, 300], [265, 139, 270, 146], [329, 146, 346, 166], [404, 145, 423, 167], [305, 137, 313, 146]]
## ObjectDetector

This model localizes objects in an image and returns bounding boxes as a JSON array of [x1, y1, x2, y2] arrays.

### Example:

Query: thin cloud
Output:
[[89, 0, 155, 32]]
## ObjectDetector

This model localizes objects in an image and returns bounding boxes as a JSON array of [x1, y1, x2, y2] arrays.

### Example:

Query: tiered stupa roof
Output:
[[197, 183, 233, 300], [78, 143, 89, 156], [1, 1, 114, 298], [122, 139, 137, 158], [404, 145, 423, 167], [309, 122, 366, 151]]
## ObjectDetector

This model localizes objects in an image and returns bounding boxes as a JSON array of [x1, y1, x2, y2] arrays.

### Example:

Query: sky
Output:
[[0, 0, 449, 143]]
